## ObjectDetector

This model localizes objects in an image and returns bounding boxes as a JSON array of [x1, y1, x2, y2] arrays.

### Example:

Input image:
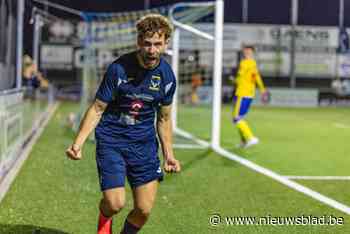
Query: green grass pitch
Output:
[[0, 102, 349, 233]]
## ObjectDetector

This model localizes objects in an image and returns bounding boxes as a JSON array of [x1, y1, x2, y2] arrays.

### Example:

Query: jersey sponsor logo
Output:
[[126, 93, 154, 102], [130, 100, 144, 117], [119, 113, 140, 125], [149, 75, 161, 91], [119, 100, 144, 125]]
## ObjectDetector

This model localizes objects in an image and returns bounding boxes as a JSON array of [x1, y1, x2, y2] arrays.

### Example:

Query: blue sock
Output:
[[120, 220, 140, 234]]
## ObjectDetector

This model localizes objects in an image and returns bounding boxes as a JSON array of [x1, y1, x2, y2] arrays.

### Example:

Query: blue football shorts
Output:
[[232, 96, 253, 122], [95, 138, 163, 191]]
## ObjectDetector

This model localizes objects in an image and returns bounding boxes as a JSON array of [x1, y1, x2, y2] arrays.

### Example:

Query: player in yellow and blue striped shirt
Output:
[[232, 45, 269, 148]]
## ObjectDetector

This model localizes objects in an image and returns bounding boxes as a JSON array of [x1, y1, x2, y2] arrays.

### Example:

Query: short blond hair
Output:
[[136, 14, 173, 40]]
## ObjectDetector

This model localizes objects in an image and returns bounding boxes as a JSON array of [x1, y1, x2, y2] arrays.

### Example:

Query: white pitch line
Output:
[[174, 127, 210, 148], [334, 123, 350, 129], [214, 147, 350, 215], [175, 127, 350, 215], [173, 144, 208, 149], [284, 176, 350, 180]]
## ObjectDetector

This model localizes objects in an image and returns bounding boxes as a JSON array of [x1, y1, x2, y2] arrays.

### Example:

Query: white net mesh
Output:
[[78, 3, 218, 146], [78, 8, 168, 126], [170, 3, 216, 145]]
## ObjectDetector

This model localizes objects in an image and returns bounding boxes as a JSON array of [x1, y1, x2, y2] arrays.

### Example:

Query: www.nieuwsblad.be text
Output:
[[209, 214, 344, 226]]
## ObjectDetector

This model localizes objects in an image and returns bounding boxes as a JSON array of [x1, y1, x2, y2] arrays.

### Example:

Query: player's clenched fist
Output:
[[66, 144, 82, 160], [164, 157, 181, 173]]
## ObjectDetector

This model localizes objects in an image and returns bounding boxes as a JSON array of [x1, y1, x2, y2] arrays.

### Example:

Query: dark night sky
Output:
[[29, 0, 350, 26], [24, 0, 350, 54]]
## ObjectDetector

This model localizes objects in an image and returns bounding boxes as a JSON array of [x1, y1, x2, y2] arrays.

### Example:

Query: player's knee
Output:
[[134, 205, 153, 219], [104, 197, 125, 214]]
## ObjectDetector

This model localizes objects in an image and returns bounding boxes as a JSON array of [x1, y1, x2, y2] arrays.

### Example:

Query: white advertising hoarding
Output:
[[180, 23, 341, 78], [254, 88, 319, 107], [43, 20, 350, 78], [41, 45, 73, 70]]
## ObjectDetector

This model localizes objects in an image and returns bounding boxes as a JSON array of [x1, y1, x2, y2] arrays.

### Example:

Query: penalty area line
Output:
[[284, 176, 350, 180], [173, 144, 208, 149], [174, 127, 350, 215], [213, 147, 350, 215], [334, 123, 350, 129]]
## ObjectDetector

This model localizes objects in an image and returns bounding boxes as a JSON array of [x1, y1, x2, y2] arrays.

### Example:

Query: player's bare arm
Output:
[[157, 105, 181, 173], [66, 98, 107, 160]]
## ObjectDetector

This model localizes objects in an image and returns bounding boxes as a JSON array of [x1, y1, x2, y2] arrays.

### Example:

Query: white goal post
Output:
[[169, 0, 224, 148]]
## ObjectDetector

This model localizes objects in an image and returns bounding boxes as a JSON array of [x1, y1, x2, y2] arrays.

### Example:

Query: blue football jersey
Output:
[[95, 51, 176, 144]]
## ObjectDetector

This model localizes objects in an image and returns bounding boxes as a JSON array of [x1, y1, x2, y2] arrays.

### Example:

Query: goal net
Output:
[[77, 7, 168, 133], [169, 1, 223, 149], [78, 1, 224, 148]]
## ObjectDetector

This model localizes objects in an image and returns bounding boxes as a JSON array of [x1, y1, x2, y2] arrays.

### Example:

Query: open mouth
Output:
[[146, 57, 158, 64], [147, 56, 157, 60]]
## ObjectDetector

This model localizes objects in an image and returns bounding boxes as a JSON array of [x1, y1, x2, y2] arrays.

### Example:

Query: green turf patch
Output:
[[0, 102, 349, 233]]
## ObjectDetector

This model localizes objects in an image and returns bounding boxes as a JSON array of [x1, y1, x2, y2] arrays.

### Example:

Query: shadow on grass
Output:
[[165, 149, 212, 182], [0, 224, 70, 234], [181, 149, 212, 171]]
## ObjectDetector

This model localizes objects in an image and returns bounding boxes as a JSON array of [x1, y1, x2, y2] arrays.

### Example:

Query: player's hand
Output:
[[66, 144, 82, 160], [261, 90, 270, 104], [163, 156, 181, 173]]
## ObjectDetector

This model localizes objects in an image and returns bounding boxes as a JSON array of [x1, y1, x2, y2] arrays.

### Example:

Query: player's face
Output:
[[243, 48, 254, 59], [137, 32, 168, 69]]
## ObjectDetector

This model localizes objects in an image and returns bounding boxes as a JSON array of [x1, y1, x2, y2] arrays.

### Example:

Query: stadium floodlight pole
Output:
[[33, 11, 42, 68], [290, 0, 298, 88], [242, 0, 248, 23], [16, 0, 25, 89], [339, 0, 344, 28], [171, 28, 180, 131], [211, 0, 224, 148], [335, 0, 344, 80], [144, 0, 150, 10]]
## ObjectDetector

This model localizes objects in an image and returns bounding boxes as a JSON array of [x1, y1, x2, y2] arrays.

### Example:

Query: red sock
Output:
[[97, 212, 112, 234]]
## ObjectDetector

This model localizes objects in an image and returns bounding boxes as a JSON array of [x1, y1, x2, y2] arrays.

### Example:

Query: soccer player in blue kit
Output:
[[66, 14, 181, 234]]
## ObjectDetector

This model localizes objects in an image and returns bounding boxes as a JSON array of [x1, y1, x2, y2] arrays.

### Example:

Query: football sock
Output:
[[97, 211, 113, 234], [120, 220, 140, 234], [236, 120, 254, 141], [238, 129, 245, 143]]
